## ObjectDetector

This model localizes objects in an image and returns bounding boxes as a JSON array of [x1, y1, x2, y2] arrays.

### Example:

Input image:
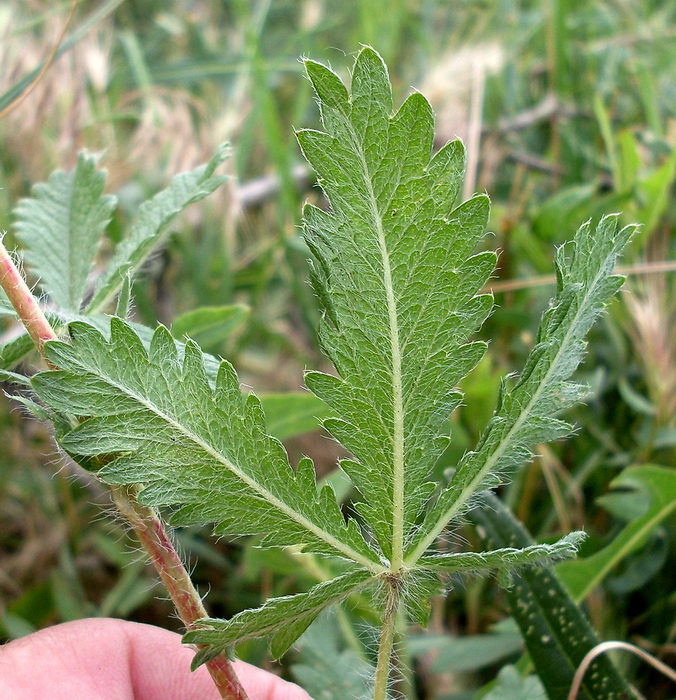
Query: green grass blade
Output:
[[471, 493, 632, 700]]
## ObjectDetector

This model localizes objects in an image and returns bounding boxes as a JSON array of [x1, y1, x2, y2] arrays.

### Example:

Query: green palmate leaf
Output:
[[185, 569, 375, 665], [86, 144, 229, 313], [13, 153, 117, 312], [31, 319, 381, 571], [298, 48, 494, 564], [407, 215, 637, 563], [21, 48, 636, 680]]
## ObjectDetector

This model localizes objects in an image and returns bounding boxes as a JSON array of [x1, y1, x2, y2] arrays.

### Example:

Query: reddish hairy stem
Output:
[[113, 487, 249, 700], [0, 238, 248, 700], [0, 238, 58, 354]]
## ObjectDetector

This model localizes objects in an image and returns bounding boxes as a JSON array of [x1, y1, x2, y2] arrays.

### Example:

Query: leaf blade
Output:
[[557, 464, 676, 601], [13, 153, 116, 311], [417, 531, 585, 574], [184, 569, 376, 665], [32, 319, 382, 571], [407, 215, 636, 563], [300, 47, 494, 563], [86, 145, 229, 313]]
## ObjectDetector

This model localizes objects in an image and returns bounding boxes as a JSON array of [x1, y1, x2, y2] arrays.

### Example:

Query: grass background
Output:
[[0, 1, 674, 698]]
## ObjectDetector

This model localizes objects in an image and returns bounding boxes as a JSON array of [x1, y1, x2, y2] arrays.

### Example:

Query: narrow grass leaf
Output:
[[472, 492, 631, 700]]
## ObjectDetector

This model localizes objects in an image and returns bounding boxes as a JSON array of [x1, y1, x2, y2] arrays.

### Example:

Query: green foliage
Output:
[[299, 51, 493, 564], [86, 144, 230, 313], [34, 318, 377, 566], [409, 624, 523, 674], [170, 304, 249, 348], [14, 153, 116, 312], [292, 616, 373, 700], [557, 464, 676, 601], [407, 215, 637, 563], [472, 493, 632, 700], [19, 50, 635, 694], [483, 666, 546, 700], [2, 3, 674, 697], [1, 146, 234, 373]]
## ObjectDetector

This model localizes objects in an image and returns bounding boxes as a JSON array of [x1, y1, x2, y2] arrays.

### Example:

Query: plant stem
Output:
[[0, 238, 58, 353], [373, 577, 402, 700], [112, 486, 248, 700], [0, 239, 248, 700]]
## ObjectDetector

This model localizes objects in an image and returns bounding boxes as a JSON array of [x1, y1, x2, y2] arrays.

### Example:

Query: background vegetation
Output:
[[1, 1, 674, 698]]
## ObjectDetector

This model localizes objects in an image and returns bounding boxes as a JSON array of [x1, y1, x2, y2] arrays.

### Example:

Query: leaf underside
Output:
[[33, 319, 377, 569], [86, 143, 229, 313], [299, 48, 495, 562], [27, 47, 635, 661], [13, 153, 116, 312]]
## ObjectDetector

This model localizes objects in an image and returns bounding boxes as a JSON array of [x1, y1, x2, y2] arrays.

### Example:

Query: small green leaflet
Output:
[[13, 153, 116, 312], [86, 143, 229, 313], [405, 214, 637, 564], [184, 569, 374, 666], [32, 319, 379, 571]]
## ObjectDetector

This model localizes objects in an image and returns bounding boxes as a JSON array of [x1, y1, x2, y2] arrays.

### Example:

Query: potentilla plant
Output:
[[0, 47, 635, 700]]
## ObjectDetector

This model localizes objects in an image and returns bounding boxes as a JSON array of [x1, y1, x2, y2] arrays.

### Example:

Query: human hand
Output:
[[0, 617, 312, 699]]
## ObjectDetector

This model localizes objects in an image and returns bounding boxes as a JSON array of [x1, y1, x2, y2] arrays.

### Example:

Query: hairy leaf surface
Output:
[[417, 531, 585, 573], [20, 48, 636, 671], [299, 48, 494, 563], [32, 319, 381, 570], [86, 144, 229, 313], [407, 215, 637, 562], [185, 569, 375, 665], [13, 153, 116, 311]]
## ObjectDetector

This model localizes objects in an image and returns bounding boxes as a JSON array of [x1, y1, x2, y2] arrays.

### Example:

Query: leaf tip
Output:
[[304, 58, 349, 109]]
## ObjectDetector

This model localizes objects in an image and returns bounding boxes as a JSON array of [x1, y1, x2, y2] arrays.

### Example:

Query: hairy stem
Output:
[[113, 486, 248, 700], [373, 577, 403, 700], [0, 241, 248, 700], [0, 238, 58, 354]]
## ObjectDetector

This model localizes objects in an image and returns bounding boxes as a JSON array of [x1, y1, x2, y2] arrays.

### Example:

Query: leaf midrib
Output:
[[405, 266, 614, 565], [348, 119, 405, 571], [75, 353, 384, 573]]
